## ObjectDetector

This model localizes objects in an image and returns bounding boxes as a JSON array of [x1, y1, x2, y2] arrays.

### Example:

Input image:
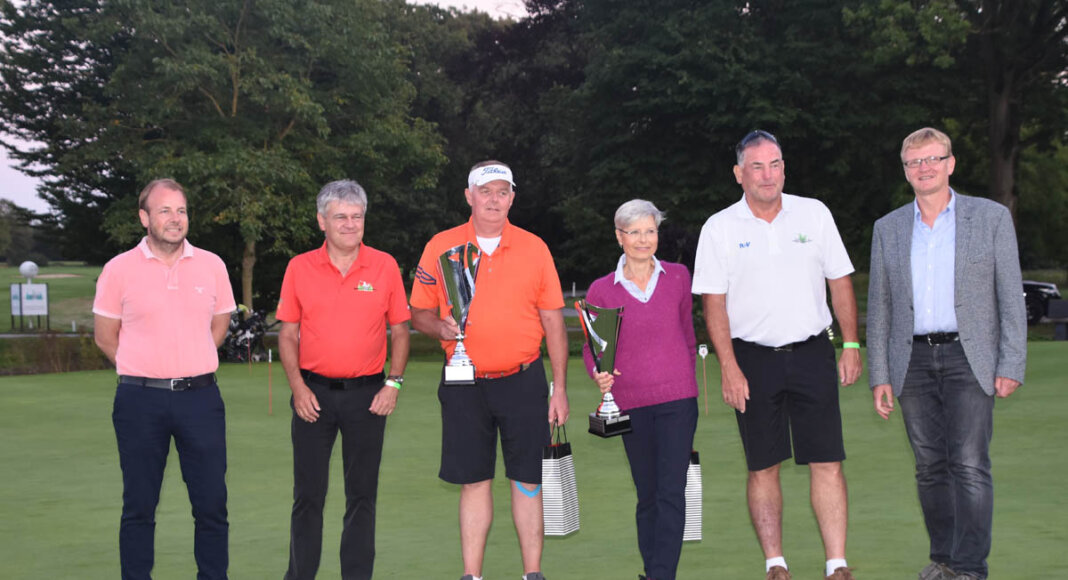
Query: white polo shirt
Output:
[[692, 193, 854, 347]]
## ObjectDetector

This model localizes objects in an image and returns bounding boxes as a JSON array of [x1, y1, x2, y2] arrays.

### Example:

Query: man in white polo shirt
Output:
[[692, 131, 862, 580]]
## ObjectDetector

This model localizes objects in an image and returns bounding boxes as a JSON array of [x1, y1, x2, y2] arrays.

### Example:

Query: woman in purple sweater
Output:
[[582, 199, 699, 580]]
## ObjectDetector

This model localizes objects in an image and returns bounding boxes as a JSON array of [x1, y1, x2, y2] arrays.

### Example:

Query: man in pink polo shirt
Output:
[[93, 178, 236, 580], [277, 179, 410, 580]]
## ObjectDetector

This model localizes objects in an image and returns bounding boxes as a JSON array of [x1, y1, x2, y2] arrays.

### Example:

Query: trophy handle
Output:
[[465, 243, 481, 283], [575, 300, 607, 373]]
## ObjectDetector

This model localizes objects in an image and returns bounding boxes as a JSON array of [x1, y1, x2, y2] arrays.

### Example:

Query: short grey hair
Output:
[[614, 199, 665, 229], [735, 130, 781, 165], [317, 180, 368, 215]]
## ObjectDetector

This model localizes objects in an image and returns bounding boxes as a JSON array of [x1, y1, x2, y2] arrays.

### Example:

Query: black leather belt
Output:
[[734, 332, 824, 352], [914, 332, 960, 345], [301, 369, 384, 390], [119, 373, 217, 391]]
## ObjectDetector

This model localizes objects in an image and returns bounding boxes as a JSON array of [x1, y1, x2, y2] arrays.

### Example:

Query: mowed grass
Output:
[[1, 346, 1066, 578]]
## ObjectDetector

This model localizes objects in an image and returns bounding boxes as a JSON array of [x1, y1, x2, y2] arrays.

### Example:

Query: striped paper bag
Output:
[[683, 450, 702, 541], [542, 425, 580, 536]]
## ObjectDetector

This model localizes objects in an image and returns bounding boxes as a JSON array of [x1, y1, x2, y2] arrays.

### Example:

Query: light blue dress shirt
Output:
[[614, 254, 665, 302], [911, 190, 958, 334]]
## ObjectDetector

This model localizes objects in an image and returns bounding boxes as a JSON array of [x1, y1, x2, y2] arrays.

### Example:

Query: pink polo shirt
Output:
[[93, 237, 236, 378]]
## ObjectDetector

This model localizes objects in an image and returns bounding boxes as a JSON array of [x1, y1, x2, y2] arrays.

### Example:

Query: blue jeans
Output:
[[622, 397, 698, 580], [112, 382, 229, 580], [898, 341, 993, 578]]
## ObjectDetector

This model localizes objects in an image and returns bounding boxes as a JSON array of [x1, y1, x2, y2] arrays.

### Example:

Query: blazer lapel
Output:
[[954, 193, 972, 305], [896, 206, 914, 301]]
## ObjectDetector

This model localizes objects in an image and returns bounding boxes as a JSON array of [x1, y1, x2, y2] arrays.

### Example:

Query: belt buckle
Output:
[[170, 378, 191, 391], [773, 344, 793, 352]]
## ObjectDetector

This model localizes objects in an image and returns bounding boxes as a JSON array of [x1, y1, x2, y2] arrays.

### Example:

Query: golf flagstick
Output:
[[268, 349, 273, 415], [698, 344, 709, 415]]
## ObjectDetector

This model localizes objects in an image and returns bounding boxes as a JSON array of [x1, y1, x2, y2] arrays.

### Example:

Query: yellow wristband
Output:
[[843, 342, 860, 349]]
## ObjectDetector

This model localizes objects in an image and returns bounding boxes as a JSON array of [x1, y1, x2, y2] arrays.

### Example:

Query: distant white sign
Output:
[[10, 283, 49, 316]]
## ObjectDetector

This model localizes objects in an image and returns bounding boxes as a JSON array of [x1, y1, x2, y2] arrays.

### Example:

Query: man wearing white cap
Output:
[[411, 160, 569, 580]]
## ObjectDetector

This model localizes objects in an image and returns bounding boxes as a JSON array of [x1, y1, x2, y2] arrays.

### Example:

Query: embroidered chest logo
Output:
[[792, 234, 813, 244], [738, 241, 751, 249], [356, 281, 374, 292], [194, 286, 205, 294]]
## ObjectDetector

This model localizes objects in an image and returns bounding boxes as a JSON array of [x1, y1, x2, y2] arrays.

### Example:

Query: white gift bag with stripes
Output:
[[683, 450, 702, 541], [542, 424, 580, 536]]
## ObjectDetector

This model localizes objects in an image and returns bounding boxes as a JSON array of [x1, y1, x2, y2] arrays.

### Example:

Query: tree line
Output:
[[2, 0, 1066, 311]]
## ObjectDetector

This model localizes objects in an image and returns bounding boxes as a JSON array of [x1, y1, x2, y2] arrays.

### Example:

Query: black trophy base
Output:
[[588, 412, 632, 438]]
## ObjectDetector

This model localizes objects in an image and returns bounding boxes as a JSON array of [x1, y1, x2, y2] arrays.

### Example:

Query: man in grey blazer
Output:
[[867, 127, 1027, 580]]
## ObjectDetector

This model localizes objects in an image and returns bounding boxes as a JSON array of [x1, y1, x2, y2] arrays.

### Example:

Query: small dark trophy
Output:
[[576, 300, 632, 437], [438, 243, 480, 385]]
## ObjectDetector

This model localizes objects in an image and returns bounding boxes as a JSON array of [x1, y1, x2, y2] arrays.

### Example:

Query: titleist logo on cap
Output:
[[468, 164, 515, 188]]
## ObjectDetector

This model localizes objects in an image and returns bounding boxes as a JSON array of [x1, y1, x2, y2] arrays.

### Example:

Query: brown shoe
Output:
[[766, 566, 791, 580], [919, 562, 956, 580], [826, 567, 855, 580]]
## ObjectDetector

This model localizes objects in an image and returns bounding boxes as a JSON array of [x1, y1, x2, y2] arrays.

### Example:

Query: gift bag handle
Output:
[[551, 420, 568, 445]]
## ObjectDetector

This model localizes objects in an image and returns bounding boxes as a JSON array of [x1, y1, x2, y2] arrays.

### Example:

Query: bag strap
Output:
[[551, 421, 569, 445]]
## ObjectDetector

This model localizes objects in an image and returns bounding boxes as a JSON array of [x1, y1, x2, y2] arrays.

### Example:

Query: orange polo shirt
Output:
[[93, 238, 236, 378], [410, 219, 564, 372], [276, 243, 410, 378]]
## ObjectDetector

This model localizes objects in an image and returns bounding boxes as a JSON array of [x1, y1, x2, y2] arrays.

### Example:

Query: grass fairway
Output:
[[1, 346, 1066, 578]]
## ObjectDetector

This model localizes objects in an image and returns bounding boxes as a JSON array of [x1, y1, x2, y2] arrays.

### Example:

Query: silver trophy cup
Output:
[[576, 300, 632, 437], [438, 243, 480, 385]]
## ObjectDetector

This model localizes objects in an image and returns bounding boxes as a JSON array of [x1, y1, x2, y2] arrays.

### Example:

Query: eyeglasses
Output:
[[902, 155, 950, 169], [617, 228, 658, 238]]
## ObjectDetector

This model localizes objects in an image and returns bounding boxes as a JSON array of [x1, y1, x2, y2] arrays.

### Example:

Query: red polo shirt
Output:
[[410, 219, 564, 372], [276, 243, 410, 378]]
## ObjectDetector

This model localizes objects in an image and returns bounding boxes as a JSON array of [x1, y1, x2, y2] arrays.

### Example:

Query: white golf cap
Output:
[[468, 164, 515, 188]]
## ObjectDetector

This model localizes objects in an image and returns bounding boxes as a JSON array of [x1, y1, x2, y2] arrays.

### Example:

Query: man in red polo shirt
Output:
[[410, 160, 569, 580], [94, 178, 236, 580], [277, 179, 410, 580]]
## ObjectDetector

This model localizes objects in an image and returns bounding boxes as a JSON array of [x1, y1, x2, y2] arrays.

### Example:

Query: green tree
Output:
[[2, 0, 446, 309], [844, 0, 1068, 218], [0, 0, 133, 264], [1017, 140, 1068, 269], [0, 200, 57, 265], [543, 0, 923, 277]]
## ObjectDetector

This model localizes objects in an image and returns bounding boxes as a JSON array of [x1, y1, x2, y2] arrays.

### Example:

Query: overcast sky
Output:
[[0, 0, 527, 214]]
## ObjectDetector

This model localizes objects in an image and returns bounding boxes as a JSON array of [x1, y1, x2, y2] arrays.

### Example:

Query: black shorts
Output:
[[438, 357, 550, 484], [732, 333, 845, 471]]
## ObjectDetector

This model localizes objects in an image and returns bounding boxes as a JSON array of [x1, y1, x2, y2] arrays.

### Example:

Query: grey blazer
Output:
[[867, 192, 1027, 396]]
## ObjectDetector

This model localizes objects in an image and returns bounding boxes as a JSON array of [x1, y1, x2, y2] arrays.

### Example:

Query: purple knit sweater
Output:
[[581, 261, 699, 411]]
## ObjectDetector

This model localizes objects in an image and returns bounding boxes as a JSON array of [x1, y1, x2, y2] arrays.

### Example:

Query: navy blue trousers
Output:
[[112, 382, 228, 580], [622, 397, 698, 580]]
